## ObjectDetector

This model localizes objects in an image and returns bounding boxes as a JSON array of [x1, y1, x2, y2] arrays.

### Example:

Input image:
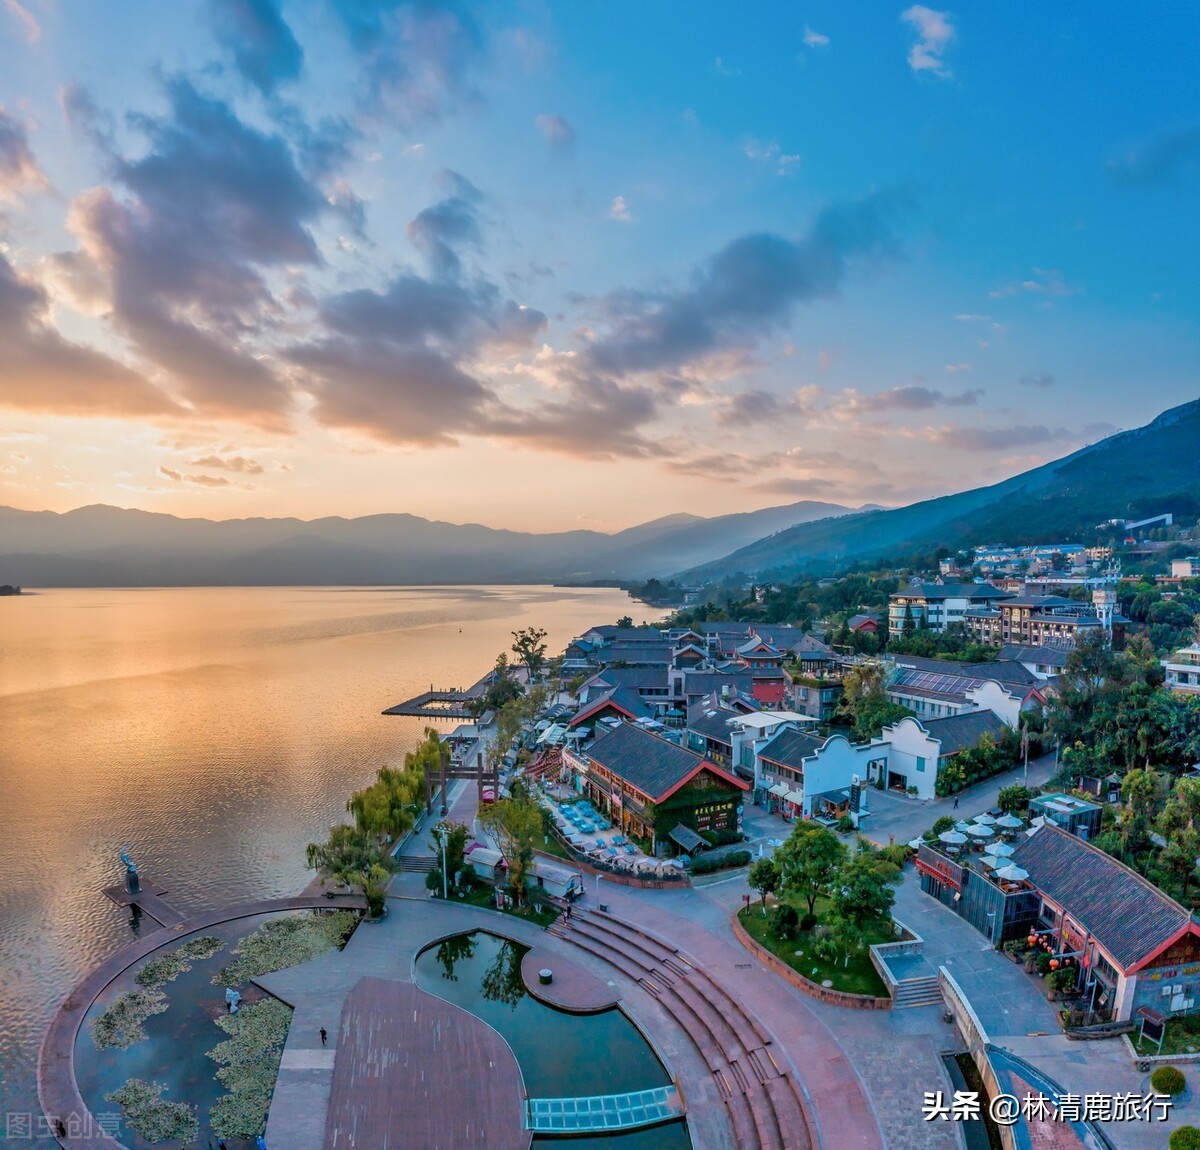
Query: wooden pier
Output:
[[382, 687, 475, 719]]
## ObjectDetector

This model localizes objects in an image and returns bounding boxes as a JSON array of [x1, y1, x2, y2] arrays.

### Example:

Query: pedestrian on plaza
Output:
[[257, 1137, 267, 1150], [952, 796, 959, 809], [217, 1139, 227, 1150], [320, 1026, 328, 1046], [566, 902, 572, 920]]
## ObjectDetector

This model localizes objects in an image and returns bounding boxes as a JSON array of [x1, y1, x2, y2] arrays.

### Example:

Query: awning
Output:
[[768, 782, 790, 797], [668, 824, 706, 852], [784, 789, 805, 806]]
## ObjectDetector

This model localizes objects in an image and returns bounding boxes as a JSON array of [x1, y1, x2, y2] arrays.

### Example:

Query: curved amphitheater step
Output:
[[554, 908, 815, 1150]]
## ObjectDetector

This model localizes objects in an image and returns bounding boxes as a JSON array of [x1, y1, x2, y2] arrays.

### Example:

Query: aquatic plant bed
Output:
[[77, 910, 352, 1150], [213, 909, 358, 985], [208, 998, 293, 1138], [737, 897, 892, 997], [104, 1079, 198, 1143]]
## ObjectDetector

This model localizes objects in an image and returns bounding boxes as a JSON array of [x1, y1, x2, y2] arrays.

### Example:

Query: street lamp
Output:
[[436, 824, 449, 901], [595, 872, 603, 908]]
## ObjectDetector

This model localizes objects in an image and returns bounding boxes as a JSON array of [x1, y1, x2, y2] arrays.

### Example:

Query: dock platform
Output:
[[382, 688, 475, 719]]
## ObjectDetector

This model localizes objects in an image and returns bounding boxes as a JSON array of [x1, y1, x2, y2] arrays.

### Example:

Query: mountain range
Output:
[[0, 499, 866, 587], [682, 397, 1200, 581]]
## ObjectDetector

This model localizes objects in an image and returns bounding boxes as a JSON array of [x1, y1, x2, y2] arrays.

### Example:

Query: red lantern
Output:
[[1028, 934, 1037, 946], [1049, 959, 1060, 970]]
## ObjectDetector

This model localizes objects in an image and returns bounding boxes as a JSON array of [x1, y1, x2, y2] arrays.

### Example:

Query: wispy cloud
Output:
[[744, 139, 801, 175], [1019, 372, 1055, 389], [188, 454, 265, 473], [607, 194, 633, 222], [0, 106, 47, 199], [713, 56, 742, 78], [2, 0, 39, 44], [901, 6, 954, 78], [535, 113, 575, 151], [989, 267, 1079, 299], [802, 26, 830, 48], [921, 423, 1074, 451], [1107, 126, 1200, 186]]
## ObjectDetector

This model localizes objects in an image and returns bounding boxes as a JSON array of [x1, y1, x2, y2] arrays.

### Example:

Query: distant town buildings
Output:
[[1162, 643, 1200, 695]]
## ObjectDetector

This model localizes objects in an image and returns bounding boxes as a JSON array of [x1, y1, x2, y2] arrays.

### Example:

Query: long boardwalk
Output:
[[325, 978, 530, 1150]]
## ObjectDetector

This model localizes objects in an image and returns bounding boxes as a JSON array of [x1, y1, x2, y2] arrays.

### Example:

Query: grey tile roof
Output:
[[587, 667, 670, 691], [584, 722, 740, 801], [1011, 823, 1192, 971], [585, 626, 666, 643], [921, 709, 1009, 755], [597, 644, 674, 665], [682, 670, 754, 696], [570, 686, 653, 726], [758, 726, 827, 769], [998, 645, 1071, 667], [686, 704, 739, 745]]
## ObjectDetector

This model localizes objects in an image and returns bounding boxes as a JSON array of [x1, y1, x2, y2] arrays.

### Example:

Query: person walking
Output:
[[952, 796, 959, 809], [320, 1026, 328, 1046]]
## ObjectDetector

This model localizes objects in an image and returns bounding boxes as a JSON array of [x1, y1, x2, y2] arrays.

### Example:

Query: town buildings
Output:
[[964, 590, 1124, 649], [871, 710, 1009, 800], [1162, 643, 1200, 695], [1172, 557, 1200, 578], [888, 582, 1012, 637]]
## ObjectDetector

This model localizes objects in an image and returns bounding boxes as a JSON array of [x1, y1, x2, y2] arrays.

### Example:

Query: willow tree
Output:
[[478, 794, 543, 901]]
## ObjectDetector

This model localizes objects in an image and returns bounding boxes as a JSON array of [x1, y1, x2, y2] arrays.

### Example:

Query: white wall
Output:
[[875, 716, 941, 800], [965, 680, 1023, 728], [799, 735, 876, 816]]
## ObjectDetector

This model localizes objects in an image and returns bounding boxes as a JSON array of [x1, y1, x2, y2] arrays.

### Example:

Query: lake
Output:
[[0, 585, 660, 1124]]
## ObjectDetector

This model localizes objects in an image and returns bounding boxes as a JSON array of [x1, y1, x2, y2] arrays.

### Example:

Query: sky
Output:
[[1, 2, 1198, 533]]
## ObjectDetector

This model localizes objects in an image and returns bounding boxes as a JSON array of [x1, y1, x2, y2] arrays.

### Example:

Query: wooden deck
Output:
[[324, 977, 531, 1150], [382, 689, 475, 719]]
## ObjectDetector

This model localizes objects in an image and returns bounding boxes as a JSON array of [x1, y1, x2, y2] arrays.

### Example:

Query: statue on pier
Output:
[[119, 846, 140, 895]]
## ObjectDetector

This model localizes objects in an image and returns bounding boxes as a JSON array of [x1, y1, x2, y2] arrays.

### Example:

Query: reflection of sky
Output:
[[2, 2, 1197, 529]]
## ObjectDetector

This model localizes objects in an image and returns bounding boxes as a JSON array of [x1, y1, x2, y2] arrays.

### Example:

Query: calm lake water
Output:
[[0, 585, 659, 1125]]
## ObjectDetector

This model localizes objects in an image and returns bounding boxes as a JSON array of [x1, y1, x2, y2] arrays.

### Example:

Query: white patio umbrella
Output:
[[972, 812, 997, 825], [939, 830, 967, 845], [995, 813, 1023, 829], [979, 855, 1003, 870], [990, 842, 1015, 857], [995, 864, 1029, 881], [953, 821, 973, 833], [907, 838, 924, 850], [966, 823, 995, 839]]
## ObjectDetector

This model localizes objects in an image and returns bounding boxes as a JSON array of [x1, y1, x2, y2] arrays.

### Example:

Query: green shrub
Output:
[[931, 816, 956, 835], [1151, 1066, 1186, 1095], [878, 844, 911, 868], [1170, 1126, 1200, 1150], [835, 814, 854, 832], [689, 849, 751, 875], [770, 904, 800, 940], [799, 911, 817, 932]]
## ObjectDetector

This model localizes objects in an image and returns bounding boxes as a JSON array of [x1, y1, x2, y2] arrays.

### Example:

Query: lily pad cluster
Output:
[[207, 998, 293, 1138], [104, 1079, 198, 1142], [213, 910, 358, 986], [90, 989, 169, 1051], [135, 935, 226, 989]]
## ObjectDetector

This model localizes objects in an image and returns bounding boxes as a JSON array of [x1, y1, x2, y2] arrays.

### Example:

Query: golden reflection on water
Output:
[[0, 584, 663, 1113]]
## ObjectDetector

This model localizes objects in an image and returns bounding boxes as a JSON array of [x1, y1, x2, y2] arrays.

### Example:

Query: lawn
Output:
[[738, 894, 892, 998], [535, 831, 573, 861], [1132, 1014, 1200, 1057], [459, 884, 561, 928]]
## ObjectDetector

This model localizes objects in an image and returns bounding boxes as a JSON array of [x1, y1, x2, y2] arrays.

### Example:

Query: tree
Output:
[[836, 659, 915, 740], [748, 858, 780, 916], [478, 793, 544, 900], [511, 626, 549, 681], [305, 824, 389, 888], [776, 823, 847, 916], [1157, 828, 1200, 902], [429, 820, 470, 893], [361, 863, 392, 919], [467, 653, 523, 718], [812, 913, 862, 969], [997, 784, 1034, 814], [616, 615, 633, 628], [830, 850, 899, 929]]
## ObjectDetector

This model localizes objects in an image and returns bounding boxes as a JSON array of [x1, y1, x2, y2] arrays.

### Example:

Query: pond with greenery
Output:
[[414, 930, 690, 1148], [75, 909, 357, 1148]]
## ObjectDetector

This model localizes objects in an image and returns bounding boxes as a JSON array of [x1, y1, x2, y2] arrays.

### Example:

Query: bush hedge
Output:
[[1170, 1126, 1200, 1150], [1151, 1065, 1186, 1095], [689, 849, 751, 874]]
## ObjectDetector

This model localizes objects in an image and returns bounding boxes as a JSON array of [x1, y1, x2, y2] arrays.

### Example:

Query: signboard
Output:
[[915, 847, 963, 891]]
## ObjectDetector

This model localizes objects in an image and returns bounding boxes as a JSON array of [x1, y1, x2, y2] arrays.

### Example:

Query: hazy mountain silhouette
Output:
[[0, 499, 862, 587], [683, 398, 1200, 580]]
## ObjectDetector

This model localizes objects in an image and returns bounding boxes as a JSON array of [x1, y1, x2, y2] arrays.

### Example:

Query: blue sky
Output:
[[1, 1, 1197, 530]]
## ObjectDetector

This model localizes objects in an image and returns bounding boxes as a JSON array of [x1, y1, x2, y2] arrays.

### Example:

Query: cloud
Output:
[[749, 476, 838, 497], [744, 139, 801, 176], [901, 6, 954, 78], [989, 267, 1078, 299], [63, 78, 329, 427], [879, 385, 981, 409], [535, 113, 575, 151], [943, 362, 971, 373], [331, 0, 484, 126], [921, 423, 1073, 451], [714, 57, 741, 78], [188, 454, 265, 473], [607, 195, 633, 222], [715, 385, 822, 427], [159, 465, 233, 487], [2, 0, 38, 43], [0, 252, 180, 418], [0, 106, 47, 199], [1107, 127, 1200, 186], [405, 170, 483, 277], [205, 0, 303, 95], [582, 189, 910, 382], [1019, 372, 1055, 389], [802, 26, 830, 48]]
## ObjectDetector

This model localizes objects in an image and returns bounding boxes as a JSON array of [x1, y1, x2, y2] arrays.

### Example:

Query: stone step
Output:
[[394, 855, 437, 872]]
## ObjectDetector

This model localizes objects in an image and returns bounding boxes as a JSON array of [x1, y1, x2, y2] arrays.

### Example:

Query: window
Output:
[[915, 756, 926, 773]]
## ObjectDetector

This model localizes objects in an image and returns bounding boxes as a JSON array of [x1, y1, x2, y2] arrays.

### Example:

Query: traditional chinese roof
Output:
[[891, 583, 1012, 601], [1011, 822, 1194, 973], [569, 686, 653, 728], [758, 725, 827, 769], [919, 709, 1009, 755], [582, 722, 748, 803], [685, 703, 739, 745]]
